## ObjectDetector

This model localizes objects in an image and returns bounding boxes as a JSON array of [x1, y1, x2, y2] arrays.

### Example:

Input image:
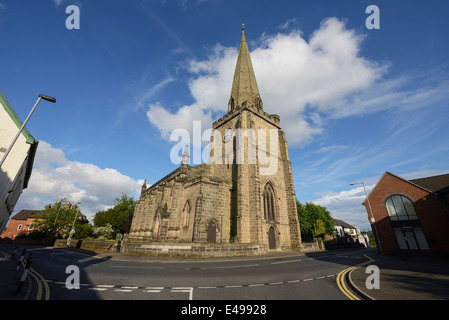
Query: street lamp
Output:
[[350, 181, 383, 255], [0, 94, 56, 168], [66, 202, 81, 247]]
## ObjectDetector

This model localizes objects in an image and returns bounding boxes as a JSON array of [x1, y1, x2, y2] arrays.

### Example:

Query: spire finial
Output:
[[242, 23, 245, 31], [181, 144, 189, 166]]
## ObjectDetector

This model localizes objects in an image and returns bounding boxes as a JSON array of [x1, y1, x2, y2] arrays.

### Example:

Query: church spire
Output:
[[228, 25, 262, 113]]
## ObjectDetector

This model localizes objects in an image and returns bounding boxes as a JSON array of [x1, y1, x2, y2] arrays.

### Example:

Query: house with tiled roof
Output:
[[333, 218, 370, 247], [0, 209, 41, 239]]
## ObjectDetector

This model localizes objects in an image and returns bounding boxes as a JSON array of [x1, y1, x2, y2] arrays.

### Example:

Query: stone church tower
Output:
[[126, 27, 301, 253]]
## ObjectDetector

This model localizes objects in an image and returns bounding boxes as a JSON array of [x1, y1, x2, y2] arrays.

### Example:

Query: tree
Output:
[[94, 193, 135, 237], [313, 219, 326, 238], [34, 198, 88, 239], [297, 200, 334, 241], [93, 223, 114, 240]]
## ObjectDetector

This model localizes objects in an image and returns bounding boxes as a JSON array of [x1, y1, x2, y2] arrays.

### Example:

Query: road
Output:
[[0, 245, 372, 301]]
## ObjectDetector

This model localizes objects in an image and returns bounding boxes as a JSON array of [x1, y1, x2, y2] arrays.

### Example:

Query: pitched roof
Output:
[[333, 218, 355, 229], [230, 26, 261, 109], [0, 90, 36, 145], [363, 171, 449, 207], [11, 209, 41, 221], [409, 173, 449, 194]]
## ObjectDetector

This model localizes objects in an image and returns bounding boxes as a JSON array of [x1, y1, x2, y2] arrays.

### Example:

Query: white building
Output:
[[333, 218, 370, 247], [0, 91, 38, 233]]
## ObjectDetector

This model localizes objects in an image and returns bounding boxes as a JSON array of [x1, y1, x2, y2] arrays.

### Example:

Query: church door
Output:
[[268, 227, 276, 249], [207, 220, 216, 243]]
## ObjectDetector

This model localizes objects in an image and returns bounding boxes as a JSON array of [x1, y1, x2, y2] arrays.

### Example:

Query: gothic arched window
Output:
[[183, 200, 191, 227], [263, 183, 277, 221]]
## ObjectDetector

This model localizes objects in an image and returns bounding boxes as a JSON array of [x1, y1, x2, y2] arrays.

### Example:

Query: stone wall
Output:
[[54, 239, 116, 251], [121, 240, 266, 258]]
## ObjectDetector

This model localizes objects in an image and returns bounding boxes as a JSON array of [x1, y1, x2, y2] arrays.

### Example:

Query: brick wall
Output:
[[365, 172, 449, 255]]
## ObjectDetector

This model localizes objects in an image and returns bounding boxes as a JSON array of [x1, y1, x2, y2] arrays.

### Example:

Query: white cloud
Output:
[[278, 18, 298, 30], [311, 184, 374, 231], [15, 141, 142, 222], [0, 2, 5, 23], [53, 0, 67, 6], [146, 102, 213, 142], [145, 17, 388, 147]]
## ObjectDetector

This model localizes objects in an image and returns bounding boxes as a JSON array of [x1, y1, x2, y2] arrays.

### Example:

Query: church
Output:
[[125, 27, 302, 254]]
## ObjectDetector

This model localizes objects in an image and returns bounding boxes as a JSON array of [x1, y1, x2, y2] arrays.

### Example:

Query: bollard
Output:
[[16, 248, 27, 271], [10, 246, 18, 259], [16, 253, 33, 293]]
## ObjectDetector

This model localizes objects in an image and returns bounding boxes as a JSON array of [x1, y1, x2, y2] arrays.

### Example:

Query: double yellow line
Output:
[[336, 266, 360, 300], [2, 250, 50, 300], [336, 254, 375, 300], [28, 265, 50, 300]]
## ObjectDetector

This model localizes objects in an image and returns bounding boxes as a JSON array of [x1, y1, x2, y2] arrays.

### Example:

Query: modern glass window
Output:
[[385, 195, 418, 221], [386, 194, 429, 250], [394, 227, 429, 250]]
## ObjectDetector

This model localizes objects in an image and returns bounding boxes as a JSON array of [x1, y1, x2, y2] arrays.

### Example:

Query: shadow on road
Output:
[[0, 244, 115, 300]]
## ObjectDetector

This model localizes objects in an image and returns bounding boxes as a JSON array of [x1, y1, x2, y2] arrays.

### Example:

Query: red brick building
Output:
[[363, 172, 449, 255], [0, 209, 41, 240]]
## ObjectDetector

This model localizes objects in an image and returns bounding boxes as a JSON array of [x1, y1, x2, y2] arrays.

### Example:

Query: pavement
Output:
[[348, 251, 449, 300], [0, 248, 33, 300], [1, 244, 449, 300]]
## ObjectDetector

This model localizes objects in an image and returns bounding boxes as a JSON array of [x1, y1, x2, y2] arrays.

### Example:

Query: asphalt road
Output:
[[7, 246, 372, 300]]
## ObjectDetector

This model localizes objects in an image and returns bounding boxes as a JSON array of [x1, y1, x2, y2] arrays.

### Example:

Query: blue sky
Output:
[[1, 0, 448, 231]]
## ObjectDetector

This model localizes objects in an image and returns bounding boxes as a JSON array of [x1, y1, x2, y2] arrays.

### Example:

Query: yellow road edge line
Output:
[[342, 267, 360, 300], [336, 254, 377, 301], [30, 266, 50, 300], [336, 266, 360, 300], [0, 250, 50, 300], [336, 271, 350, 300], [28, 269, 43, 300]]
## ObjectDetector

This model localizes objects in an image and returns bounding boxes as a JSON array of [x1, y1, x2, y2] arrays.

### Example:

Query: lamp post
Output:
[[350, 181, 383, 255], [0, 94, 56, 168], [66, 202, 81, 247]]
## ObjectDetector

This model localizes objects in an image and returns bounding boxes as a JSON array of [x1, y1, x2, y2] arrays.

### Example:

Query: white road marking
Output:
[[171, 287, 193, 300], [111, 265, 164, 269], [200, 264, 259, 270], [97, 285, 115, 288], [49, 270, 339, 295], [271, 259, 302, 264]]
